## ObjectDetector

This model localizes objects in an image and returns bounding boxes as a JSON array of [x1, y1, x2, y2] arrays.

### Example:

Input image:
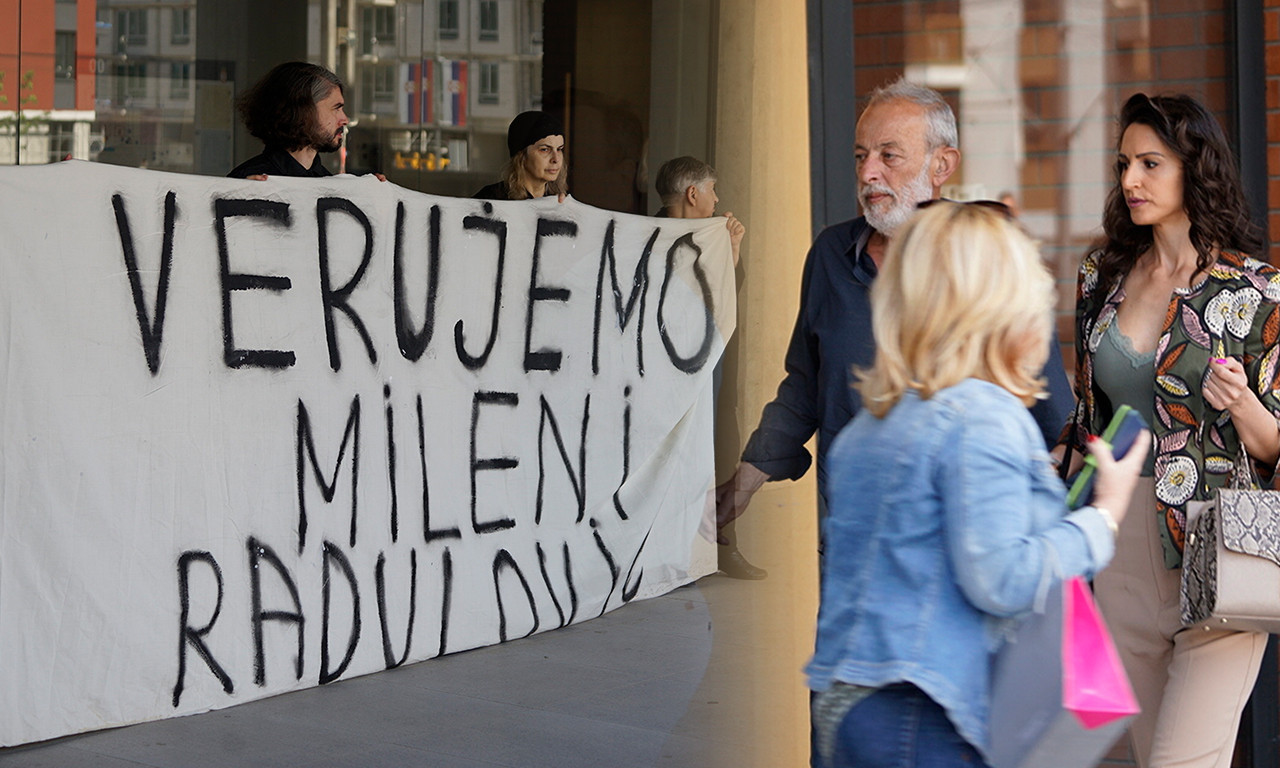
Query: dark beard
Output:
[[312, 128, 342, 153]]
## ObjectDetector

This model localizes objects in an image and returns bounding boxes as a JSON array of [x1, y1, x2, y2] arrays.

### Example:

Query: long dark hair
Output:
[[1095, 93, 1264, 291], [237, 62, 343, 151]]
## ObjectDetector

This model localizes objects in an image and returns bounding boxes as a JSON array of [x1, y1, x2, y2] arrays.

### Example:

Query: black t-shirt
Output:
[[472, 181, 559, 201], [473, 181, 512, 200], [228, 147, 332, 178]]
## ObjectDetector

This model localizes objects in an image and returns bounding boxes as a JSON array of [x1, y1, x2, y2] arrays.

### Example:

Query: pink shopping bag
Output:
[[988, 576, 1139, 768], [1062, 577, 1138, 729]]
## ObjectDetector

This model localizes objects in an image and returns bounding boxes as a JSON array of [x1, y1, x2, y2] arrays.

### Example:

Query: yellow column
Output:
[[713, 1, 820, 765]]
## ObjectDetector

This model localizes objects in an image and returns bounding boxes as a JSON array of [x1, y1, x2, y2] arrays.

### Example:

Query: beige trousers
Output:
[[1093, 478, 1267, 768]]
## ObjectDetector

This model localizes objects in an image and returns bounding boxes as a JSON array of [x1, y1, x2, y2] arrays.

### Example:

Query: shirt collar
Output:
[[850, 222, 878, 284]]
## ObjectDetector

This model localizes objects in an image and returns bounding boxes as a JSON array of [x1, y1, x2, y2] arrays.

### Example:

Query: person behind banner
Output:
[[1059, 92, 1279, 768], [229, 62, 350, 180], [655, 155, 760, 579], [656, 156, 744, 264], [807, 201, 1147, 768], [713, 78, 1075, 547], [474, 111, 567, 201]]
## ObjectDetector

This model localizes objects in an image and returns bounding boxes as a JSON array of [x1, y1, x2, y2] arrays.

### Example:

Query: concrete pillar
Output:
[[712, 1, 818, 764]]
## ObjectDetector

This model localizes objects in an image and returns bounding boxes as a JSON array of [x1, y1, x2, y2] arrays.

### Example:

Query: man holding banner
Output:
[[655, 155, 762, 580], [228, 62, 350, 180]]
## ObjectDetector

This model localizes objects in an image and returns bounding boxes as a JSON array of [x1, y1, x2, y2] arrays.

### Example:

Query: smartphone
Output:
[[1065, 405, 1148, 509]]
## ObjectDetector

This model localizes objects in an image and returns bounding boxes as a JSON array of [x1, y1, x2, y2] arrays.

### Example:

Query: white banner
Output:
[[0, 162, 732, 746]]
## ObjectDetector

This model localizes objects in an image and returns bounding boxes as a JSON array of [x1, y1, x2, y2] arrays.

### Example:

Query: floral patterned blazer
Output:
[[1067, 250, 1280, 568]]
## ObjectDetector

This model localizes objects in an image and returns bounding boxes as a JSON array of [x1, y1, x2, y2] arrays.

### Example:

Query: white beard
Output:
[[861, 158, 935, 237]]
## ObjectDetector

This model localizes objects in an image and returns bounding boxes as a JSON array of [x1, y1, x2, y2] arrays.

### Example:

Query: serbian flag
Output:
[[399, 60, 434, 125], [440, 60, 468, 127], [398, 62, 417, 124]]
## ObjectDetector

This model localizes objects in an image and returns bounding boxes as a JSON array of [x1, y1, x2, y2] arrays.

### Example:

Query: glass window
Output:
[[478, 62, 499, 104], [112, 10, 125, 52], [169, 62, 190, 99], [479, 0, 498, 42], [55, 32, 76, 79], [360, 6, 396, 55], [116, 62, 147, 100], [439, 0, 459, 40], [360, 64, 397, 115], [171, 8, 191, 46], [116, 9, 147, 50], [47, 123, 79, 164], [2, 0, 546, 191]]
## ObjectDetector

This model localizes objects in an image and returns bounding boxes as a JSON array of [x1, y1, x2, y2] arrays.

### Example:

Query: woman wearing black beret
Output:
[[474, 111, 567, 200]]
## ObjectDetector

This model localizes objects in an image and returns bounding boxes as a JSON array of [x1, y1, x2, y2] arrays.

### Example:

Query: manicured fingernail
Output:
[[1087, 434, 1097, 443], [1214, 358, 1228, 364]]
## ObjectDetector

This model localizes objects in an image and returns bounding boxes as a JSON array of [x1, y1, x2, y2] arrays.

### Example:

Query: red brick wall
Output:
[[0, 0, 56, 110], [75, 0, 96, 111]]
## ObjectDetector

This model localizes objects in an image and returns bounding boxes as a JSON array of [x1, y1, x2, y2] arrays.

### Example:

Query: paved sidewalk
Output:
[[1, 575, 760, 768]]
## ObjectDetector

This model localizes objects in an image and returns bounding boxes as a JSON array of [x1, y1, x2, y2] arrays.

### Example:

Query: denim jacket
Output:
[[804, 379, 1116, 758]]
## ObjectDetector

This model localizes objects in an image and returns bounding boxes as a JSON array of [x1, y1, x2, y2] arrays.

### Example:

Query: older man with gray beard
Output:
[[716, 78, 1073, 538]]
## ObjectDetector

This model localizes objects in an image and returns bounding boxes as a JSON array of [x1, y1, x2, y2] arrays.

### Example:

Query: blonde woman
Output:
[[805, 202, 1147, 768], [474, 111, 567, 201]]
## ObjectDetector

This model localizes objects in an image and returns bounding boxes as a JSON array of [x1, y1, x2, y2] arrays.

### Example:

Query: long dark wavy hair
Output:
[[1095, 92, 1264, 291], [237, 62, 343, 152]]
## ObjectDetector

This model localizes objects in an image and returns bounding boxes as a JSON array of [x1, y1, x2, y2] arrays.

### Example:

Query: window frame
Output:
[[169, 62, 191, 99], [170, 8, 191, 46], [479, 0, 498, 43], [439, 0, 459, 41], [478, 61, 499, 104]]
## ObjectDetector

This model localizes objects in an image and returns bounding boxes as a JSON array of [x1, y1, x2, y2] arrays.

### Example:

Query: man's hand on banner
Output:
[[714, 462, 769, 543]]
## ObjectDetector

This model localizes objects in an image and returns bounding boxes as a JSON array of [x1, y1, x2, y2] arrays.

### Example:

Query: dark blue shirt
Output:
[[741, 217, 1073, 497]]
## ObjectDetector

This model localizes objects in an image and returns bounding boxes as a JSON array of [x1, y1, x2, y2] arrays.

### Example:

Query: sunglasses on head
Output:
[[916, 198, 1014, 220]]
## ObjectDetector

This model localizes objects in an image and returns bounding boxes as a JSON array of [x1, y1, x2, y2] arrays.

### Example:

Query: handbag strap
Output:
[[1200, 412, 1260, 492], [1230, 442, 1261, 491], [1058, 400, 1086, 483], [1058, 438, 1074, 483]]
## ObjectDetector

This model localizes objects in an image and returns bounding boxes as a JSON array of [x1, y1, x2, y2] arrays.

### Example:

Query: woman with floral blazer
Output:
[[1061, 93, 1280, 768], [1069, 248, 1280, 568]]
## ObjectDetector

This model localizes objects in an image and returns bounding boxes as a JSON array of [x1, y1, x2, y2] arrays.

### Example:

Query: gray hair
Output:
[[310, 68, 343, 103], [655, 156, 717, 208], [865, 77, 957, 151]]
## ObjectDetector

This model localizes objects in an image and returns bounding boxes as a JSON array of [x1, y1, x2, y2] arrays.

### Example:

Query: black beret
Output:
[[507, 111, 564, 157]]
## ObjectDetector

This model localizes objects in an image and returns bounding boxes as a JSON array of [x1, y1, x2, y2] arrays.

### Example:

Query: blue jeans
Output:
[[814, 684, 990, 768]]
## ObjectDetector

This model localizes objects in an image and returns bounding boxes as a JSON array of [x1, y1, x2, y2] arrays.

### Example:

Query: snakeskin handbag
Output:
[[1180, 448, 1280, 633]]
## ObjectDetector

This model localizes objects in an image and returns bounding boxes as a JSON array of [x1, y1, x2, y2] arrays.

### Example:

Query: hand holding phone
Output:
[[1066, 405, 1148, 509]]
